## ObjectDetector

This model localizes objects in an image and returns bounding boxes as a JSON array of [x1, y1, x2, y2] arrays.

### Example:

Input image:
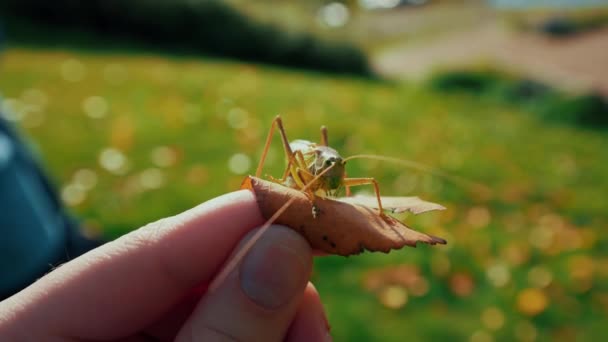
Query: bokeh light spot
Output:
[[73, 168, 98, 191], [318, 2, 350, 28], [227, 107, 249, 129], [410, 277, 429, 297], [527, 266, 553, 288], [529, 225, 554, 250], [61, 183, 86, 206], [450, 272, 474, 297], [516, 288, 548, 316], [539, 213, 564, 230], [139, 168, 165, 189], [61, 58, 86, 82], [481, 307, 505, 331], [1, 98, 25, 122], [99, 148, 129, 174], [21, 88, 48, 107], [486, 263, 511, 288], [151, 146, 178, 168], [501, 243, 530, 266], [568, 255, 594, 293], [359, 0, 402, 10], [228, 153, 251, 175], [378, 285, 408, 309], [83, 96, 109, 119]]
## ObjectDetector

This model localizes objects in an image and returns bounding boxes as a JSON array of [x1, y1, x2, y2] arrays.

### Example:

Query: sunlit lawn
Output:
[[1, 48, 607, 341]]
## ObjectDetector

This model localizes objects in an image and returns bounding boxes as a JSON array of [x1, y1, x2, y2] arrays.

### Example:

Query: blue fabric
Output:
[[0, 26, 99, 298], [0, 116, 68, 297], [0, 25, 102, 299]]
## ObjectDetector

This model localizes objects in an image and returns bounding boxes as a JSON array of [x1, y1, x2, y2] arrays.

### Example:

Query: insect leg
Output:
[[256, 115, 294, 178], [344, 171, 352, 197], [290, 150, 316, 197], [278, 150, 308, 184], [342, 177, 384, 214], [267, 154, 306, 190], [295, 150, 308, 171], [288, 153, 322, 218], [320, 125, 328, 146]]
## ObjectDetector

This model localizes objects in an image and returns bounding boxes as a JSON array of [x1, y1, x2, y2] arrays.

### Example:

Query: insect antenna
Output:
[[208, 162, 337, 293], [343, 154, 490, 194]]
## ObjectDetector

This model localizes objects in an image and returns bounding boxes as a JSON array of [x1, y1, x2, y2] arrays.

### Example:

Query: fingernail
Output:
[[324, 316, 332, 341], [317, 313, 332, 342], [311, 313, 332, 342], [240, 225, 312, 309], [321, 300, 332, 341]]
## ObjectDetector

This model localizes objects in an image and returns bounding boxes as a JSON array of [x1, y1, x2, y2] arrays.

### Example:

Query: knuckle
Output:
[[126, 216, 174, 249], [127, 216, 201, 288]]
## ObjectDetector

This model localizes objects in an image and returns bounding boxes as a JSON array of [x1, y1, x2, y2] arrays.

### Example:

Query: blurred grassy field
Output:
[[1, 48, 608, 341]]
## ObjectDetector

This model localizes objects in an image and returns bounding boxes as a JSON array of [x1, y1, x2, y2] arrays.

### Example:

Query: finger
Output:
[[0, 190, 265, 340], [176, 225, 313, 342], [143, 261, 327, 340], [141, 286, 203, 341], [286, 283, 332, 342]]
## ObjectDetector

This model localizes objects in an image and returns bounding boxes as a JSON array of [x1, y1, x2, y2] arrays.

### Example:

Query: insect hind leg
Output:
[[342, 177, 384, 214], [256, 115, 294, 178]]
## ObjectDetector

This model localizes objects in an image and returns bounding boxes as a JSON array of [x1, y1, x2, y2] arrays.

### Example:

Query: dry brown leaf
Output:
[[242, 176, 447, 256], [338, 195, 446, 214]]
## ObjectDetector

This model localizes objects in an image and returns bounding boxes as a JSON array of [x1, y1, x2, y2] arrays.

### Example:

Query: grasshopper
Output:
[[210, 115, 475, 291], [256, 115, 384, 216]]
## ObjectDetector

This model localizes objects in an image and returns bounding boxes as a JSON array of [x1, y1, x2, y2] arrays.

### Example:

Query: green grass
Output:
[[1, 48, 608, 341]]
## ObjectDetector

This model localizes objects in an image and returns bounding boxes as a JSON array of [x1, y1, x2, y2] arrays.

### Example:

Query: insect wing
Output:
[[338, 195, 446, 214], [289, 139, 318, 168], [289, 139, 316, 153]]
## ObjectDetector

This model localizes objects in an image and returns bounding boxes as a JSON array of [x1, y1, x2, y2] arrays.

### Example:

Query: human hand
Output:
[[0, 190, 331, 341]]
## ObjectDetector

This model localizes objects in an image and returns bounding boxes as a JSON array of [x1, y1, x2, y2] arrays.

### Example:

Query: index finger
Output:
[[1, 190, 265, 340]]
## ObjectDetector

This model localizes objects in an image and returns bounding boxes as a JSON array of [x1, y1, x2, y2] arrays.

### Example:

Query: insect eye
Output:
[[325, 160, 332, 166]]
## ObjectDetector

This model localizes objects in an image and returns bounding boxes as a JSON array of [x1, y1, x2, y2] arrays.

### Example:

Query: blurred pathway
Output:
[[374, 24, 608, 95]]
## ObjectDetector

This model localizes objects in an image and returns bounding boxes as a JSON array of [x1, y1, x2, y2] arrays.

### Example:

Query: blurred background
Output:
[[1, 0, 607, 340]]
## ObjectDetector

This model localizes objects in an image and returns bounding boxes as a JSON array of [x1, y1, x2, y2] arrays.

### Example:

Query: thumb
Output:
[[176, 225, 313, 342]]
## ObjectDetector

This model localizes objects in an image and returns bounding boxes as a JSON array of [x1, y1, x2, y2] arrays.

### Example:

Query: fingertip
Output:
[[239, 225, 312, 309], [176, 225, 313, 341], [286, 283, 332, 342]]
